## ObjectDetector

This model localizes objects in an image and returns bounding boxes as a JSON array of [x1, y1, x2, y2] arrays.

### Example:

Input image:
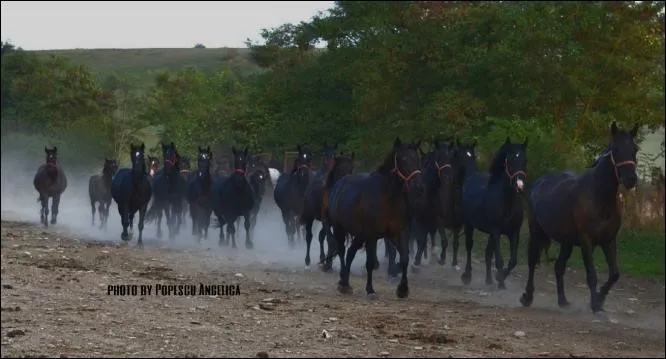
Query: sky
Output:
[[0, 1, 334, 50]]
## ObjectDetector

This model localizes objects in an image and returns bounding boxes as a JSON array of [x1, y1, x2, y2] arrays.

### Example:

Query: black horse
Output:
[[187, 146, 214, 242], [110, 143, 152, 247], [325, 137, 426, 299], [274, 145, 314, 248], [315, 142, 339, 177], [145, 142, 188, 240], [520, 122, 639, 312], [302, 151, 356, 270], [247, 155, 271, 232], [211, 147, 255, 249], [179, 155, 193, 226], [88, 158, 118, 230], [412, 138, 464, 271], [460, 137, 528, 289], [33, 146, 68, 227]]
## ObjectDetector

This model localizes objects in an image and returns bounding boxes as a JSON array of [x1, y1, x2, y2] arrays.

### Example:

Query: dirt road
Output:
[[1, 216, 664, 358]]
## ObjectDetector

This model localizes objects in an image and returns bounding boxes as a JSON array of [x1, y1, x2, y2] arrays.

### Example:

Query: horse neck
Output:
[[375, 161, 404, 198], [102, 171, 113, 185], [131, 166, 145, 181], [592, 155, 621, 211], [45, 164, 59, 178]]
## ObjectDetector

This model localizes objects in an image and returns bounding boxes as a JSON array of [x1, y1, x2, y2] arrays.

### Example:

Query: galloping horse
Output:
[[110, 143, 152, 247], [461, 137, 528, 289], [211, 147, 255, 249], [33, 146, 68, 227], [187, 147, 214, 242], [145, 142, 188, 240], [302, 151, 356, 270], [247, 155, 271, 232], [520, 122, 639, 312], [88, 158, 118, 230], [325, 137, 426, 299], [274, 145, 314, 248]]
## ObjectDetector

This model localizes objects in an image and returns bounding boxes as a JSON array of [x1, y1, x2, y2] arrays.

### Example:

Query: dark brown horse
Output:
[[33, 146, 68, 227], [88, 158, 118, 230], [520, 122, 639, 313], [324, 137, 426, 299]]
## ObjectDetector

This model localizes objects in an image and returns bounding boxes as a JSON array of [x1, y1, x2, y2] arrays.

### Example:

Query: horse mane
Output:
[[488, 142, 510, 177], [375, 147, 398, 175], [587, 144, 611, 168]]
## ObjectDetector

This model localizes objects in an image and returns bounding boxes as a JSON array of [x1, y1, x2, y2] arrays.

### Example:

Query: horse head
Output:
[[490, 137, 529, 193], [231, 146, 250, 185], [321, 141, 339, 172], [455, 138, 478, 177], [161, 142, 179, 175], [608, 122, 639, 190], [196, 146, 213, 176], [433, 138, 457, 186], [103, 158, 118, 178], [130, 143, 147, 176], [388, 137, 426, 203], [44, 146, 58, 168]]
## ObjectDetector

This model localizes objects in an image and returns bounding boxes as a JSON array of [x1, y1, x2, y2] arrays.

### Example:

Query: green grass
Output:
[[31, 47, 264, 88], [469, 224, 665, 281]]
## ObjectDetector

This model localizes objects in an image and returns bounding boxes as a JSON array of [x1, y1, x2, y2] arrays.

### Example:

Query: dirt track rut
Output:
[[1, 219, 665, 358]]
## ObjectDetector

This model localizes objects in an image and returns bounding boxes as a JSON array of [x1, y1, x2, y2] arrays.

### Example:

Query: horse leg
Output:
[[244, 213, 253, 249], [137, 203, 148, 249], [502, 231, 520, 281], [395, 232, 410, 299], [520, 224, 545, 308], [40, 195, 49, 227], [164, 205, 175, 241], [580, 241, 602, 312], [386, 239, 399, 279], [365, 238, 378, 299], [484, 234, 496, 286], [596, 238, 620, 313], [216, 212, 226, 246], [554, 242, 574, 308], [91, 199, 96, 226], [339, 236, 364, 294], [321, 222, 335, 272], [317, 225, 326, 263], [50, 194, 61, 225], [282, 211, 295, 249], [156, 206, 163, 239], [98, 203, 105, 229], [228, 219, 237, 249], [438, 224, 449, 265], [412, 224, 427, 273], [332, 224, 347, 279], [119, 205, 130, 241], [491, 231, 507, 289], [461, 223, 474, 285], [102, 200, 111, 231], [451, 228, 461, 270], [304, 219, 314, 267]]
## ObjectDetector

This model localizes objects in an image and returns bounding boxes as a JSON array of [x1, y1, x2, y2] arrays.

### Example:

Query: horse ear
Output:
[[630, 123, 639, 138], [45, 146, 48, 153], [505, 137, 511, 144], [471, 139, 477, 148], [170, 142, 175, 148], [207, 146, 211, 153], [456, 138, 461, 148], [53, 146, 57, 152], [297, 144, 302, 153], [394, 137, 402, 148], [232, 146, 237, 155], [523, 138, 528, 147], [244, 147, 249, 156], [610, 121, 618, 136], [350, 152, 355, 160], [140, 143, 145, 151]]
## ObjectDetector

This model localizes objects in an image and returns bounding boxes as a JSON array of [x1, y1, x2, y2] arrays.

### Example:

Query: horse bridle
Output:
[[391, 153, 421, 190], [434, 160, 453, 179], [163, 152, 178, 168], [609, 151, 636, 183], [504, 158, 527, 182]]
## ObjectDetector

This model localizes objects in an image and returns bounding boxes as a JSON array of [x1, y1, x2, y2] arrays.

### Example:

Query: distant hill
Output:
[[31, 47, 265, 87]]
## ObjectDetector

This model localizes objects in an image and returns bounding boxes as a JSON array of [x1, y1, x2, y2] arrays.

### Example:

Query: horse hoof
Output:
[[304, 265, 311, 271], [245, 241, 254, 250], [519, 293, 533, 307], [590, 298, 604, 313], [461, 272, 472, 285], [453, 265, 462, 272], [396, 283, 409, 299], [485, 278, 494, 286], [337, 284, 353, 295], [50, 218, 57, 225], [497, 282, 507, 290], [320, 263, 333, 273], [558, 299, 571, 309], [137, 242, 144, 249], [437, 258, 445, 266], [305, 258, 311, 267], [121, 233, 129, 242], [366, 292, 377, 301], [388, 276, 399, 284]]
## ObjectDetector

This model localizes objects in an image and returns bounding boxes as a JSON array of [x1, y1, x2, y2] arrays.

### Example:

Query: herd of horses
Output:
[[32, 122, 640, 314]]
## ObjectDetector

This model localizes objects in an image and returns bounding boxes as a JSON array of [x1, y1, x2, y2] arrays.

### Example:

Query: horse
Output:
[[88, 158, 118, 230], [179, 155, 193, 224], [144, 142, 188, 240], [274, 145, 314, 248], [110, 143, 152, 247], [247, 155, 271, 232], [302, 151, 356, 270], [315, 142, 339, 177], [187, 147, 214, 243], [33, 146, 68, 227], [520, 122, 639, 313], [324, 137, 426, 299], [147, 156, 160, 179], [211, 146, 255, 249], [460, 137, 528, 289], [411, 138, 464, 271]]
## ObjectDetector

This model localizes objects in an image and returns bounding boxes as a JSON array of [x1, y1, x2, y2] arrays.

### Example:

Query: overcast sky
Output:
[[0, 1, 334, 50]]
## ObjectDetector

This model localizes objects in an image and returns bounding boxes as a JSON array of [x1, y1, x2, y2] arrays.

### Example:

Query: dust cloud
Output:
[[0, 148, 380, 275]]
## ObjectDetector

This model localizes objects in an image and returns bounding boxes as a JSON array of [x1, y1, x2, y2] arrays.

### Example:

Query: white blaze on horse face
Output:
[[466, 151, 472, 157], [516, 178, 524, 191]]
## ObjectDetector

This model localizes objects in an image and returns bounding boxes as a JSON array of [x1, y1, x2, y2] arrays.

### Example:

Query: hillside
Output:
[[31, 47, 264, 87]]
